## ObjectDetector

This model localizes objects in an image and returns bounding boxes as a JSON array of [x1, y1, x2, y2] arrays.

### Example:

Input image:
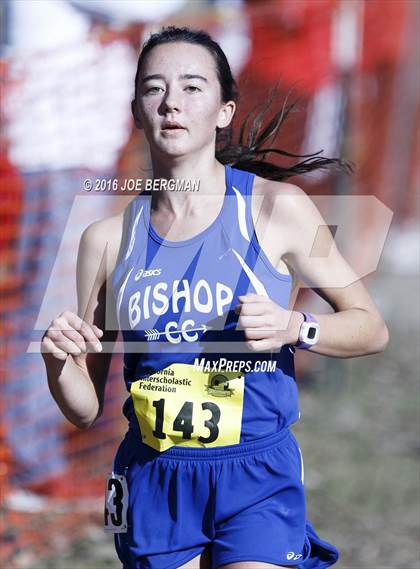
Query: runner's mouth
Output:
[[161, 121, 186, 131], [161, 126, 186, 135]]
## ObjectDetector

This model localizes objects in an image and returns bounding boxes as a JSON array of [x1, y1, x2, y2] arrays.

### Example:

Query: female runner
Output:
[[42, 26, 389, 569]]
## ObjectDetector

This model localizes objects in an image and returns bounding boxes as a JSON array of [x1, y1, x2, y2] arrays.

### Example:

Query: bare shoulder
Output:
[[253, 174, 311, 213], [252, 176, 314, 247], [79, 209, 125, 278], [253, 175, 323, 237], [245, 175, 312, 283]]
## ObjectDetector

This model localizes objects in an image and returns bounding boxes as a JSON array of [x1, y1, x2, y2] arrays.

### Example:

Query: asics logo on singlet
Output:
[[134, 268, 162, 280], [286, 552, 303, 561]]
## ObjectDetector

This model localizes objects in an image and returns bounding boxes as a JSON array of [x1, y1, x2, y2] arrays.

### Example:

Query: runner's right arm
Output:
[[42, 217, 121, 429]]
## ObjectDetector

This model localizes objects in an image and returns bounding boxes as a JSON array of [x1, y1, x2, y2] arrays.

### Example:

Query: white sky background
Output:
[[5, 1, 135, 171], [4, 0, 250, 172], [4, 0, 187, 171]]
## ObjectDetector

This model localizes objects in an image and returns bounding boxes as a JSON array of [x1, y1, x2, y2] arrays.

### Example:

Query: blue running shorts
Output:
[[109, 427, 339, 569]]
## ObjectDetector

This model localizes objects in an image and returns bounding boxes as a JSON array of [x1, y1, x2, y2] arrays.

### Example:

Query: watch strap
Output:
[[294, 311, 319, 349]]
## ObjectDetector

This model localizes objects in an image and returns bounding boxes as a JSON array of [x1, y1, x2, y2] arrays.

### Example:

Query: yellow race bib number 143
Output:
[[130, 363, 245, 452]]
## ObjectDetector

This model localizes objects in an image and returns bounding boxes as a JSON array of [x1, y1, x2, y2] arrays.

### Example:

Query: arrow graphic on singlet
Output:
[[144, 324, 211, 341]]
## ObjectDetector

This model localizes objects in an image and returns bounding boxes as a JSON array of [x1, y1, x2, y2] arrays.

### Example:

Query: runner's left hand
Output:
[[234, 293, 303, 352]]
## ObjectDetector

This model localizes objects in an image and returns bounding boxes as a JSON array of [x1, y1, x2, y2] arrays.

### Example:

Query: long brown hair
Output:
[[134, 26, 354, 181]]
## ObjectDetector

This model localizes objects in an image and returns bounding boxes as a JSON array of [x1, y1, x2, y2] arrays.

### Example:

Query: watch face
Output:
[[300, 321, 320, 345], [307, 325, 317, 340]]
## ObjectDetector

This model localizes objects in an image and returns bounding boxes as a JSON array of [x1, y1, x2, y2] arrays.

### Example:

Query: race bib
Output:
[[130, 363, 245, 452], [104, 472, 128, 533]]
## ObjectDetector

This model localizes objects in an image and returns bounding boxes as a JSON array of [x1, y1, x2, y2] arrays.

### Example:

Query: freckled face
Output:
[[134, 42, 231, 158]]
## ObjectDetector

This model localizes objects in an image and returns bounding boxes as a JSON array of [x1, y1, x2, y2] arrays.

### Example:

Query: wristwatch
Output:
[[294, 311, 320, 349]]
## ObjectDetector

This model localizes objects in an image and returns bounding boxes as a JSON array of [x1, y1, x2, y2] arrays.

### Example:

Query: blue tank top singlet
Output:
[[111, 164, 302, 452]]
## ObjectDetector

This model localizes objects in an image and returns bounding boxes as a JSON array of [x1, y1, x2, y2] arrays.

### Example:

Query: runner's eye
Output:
[[144, 86, 164, 94]]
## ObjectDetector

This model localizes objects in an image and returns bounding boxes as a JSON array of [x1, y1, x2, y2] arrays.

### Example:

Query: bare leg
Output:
[[177, 544, 212, 569], [216, 563, 296, 569], [178, 552, 296, 569]]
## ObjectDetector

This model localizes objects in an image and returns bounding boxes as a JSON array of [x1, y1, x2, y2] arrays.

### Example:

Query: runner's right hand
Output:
[[41, 310, 103, 362]]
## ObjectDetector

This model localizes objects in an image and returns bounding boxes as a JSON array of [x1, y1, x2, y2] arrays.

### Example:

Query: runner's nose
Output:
[[162, 86, 181, 113]]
